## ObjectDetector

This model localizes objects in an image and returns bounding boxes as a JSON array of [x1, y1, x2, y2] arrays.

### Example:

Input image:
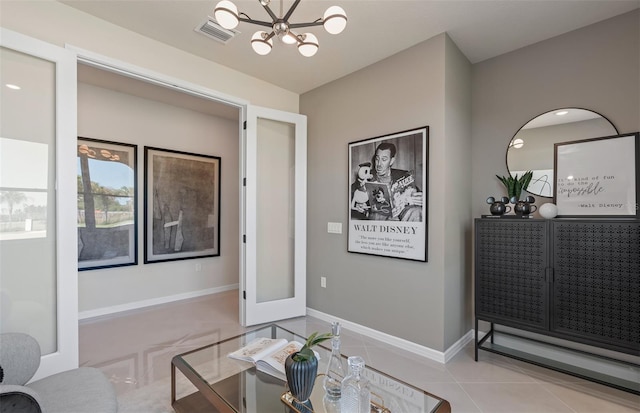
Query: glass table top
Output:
[[172, 324, 450, 413]]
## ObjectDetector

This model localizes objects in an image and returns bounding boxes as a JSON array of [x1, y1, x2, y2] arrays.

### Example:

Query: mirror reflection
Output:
[[506, 108, 618, 198]]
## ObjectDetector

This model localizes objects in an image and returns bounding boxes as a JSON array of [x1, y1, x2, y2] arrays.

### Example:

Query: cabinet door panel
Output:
[[551, 220, 640, 353], [475, 219, 549, 330]]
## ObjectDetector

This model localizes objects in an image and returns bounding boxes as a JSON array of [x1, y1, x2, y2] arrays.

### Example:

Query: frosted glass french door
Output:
[[242, 105, 307, 326], [0, 28, 78, 380]]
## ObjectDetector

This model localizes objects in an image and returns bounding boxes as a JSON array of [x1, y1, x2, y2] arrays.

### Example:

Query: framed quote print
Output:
[[554, 132, 639, 217]]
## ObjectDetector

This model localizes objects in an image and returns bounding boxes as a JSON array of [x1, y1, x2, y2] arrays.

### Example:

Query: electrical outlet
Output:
[[195, 263, 202, 272], [321, 276, 327, 288]]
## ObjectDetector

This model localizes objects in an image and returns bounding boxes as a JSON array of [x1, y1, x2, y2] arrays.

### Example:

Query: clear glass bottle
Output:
[[340, 356, 371, 413], [322, 395, 341, 413], [323, 322, 346, 399]]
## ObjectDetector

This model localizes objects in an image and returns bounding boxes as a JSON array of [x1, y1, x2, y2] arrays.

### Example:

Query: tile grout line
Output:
[[456, 381, 485, 413]]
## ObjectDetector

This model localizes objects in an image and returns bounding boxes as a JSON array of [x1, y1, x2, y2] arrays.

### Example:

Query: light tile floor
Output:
[[79, 290, 640, 412]]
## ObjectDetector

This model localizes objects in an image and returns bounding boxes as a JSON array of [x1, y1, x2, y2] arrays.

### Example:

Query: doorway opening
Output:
[[76, 61, 244, 323]]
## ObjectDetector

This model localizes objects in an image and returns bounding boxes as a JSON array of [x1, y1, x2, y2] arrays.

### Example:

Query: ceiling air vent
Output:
[[195, 18, 240, 44]]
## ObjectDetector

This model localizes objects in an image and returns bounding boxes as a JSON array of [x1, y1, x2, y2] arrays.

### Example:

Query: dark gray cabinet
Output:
[[551, 220, 640, 352], [475, 219, 549, 331], [474, 218, 640, 394]]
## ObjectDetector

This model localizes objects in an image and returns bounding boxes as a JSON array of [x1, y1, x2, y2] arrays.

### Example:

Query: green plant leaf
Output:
[[517, 180, 523, 196], [521, 171, 533, 190], [508, 178, 515, 198], [292, 331, 333, 362], [497, 173, 533, 199]]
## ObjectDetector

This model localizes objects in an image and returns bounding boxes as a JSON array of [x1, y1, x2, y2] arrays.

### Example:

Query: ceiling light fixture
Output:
[[214, 0, 347, 57], [78, 144, 96, 158], [509, 138, 524, 149]]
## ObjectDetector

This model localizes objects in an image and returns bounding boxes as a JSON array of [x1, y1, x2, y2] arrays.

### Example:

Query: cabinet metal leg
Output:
[[474, 318, 479, 361], [475, 318, 496, 362]]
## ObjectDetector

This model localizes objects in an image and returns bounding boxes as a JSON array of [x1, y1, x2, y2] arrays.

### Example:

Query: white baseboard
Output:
[[78, 284, 239, 321], [306, 307, 474, 364], [444, 329, 475, 362]]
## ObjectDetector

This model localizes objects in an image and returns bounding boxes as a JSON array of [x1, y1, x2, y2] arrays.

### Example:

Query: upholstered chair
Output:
[[0, 332, 118, 413]]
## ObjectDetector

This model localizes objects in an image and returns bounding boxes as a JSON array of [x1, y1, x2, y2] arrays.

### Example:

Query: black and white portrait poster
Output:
[[348, 127, 428, 261]]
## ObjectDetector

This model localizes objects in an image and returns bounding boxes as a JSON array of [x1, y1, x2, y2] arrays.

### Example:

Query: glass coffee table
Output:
[[171, 324, 451, 413]]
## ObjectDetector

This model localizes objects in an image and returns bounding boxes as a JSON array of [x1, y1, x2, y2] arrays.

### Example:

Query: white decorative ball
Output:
[[539, 203, 558, 219]]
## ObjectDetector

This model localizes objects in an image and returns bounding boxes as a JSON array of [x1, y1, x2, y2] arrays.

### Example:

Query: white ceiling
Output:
[[61, 0, 639, 94]]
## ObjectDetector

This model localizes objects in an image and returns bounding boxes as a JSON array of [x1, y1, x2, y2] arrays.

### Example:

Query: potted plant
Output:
[[284, 331, 332, 403], [496, 170, 533, 202]]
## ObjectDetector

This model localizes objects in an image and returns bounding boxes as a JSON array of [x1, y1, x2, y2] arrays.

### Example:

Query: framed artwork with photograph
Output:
[[77, 137, 137, 270], [144, 147, 221, 263], [348, 126, 429, 261], [554, 132, 639, 217]]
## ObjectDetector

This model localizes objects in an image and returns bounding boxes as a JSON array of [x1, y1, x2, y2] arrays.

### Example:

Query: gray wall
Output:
[[472, 10, 640, 218], [301, 9, 639, 353], [301, 34, 472, 352], [443, 35, 473, 348]]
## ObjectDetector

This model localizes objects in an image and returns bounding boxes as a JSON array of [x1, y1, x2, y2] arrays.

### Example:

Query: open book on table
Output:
[[228, 337, 304, 382]]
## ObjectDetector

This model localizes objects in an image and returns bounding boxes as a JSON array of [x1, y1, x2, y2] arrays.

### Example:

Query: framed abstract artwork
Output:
[[77, 137, 137, 270], [144, 147, 221, 263], [347, 126, 429, 261]]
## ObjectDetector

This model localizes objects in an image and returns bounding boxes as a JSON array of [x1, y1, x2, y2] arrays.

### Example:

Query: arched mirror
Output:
[[506, 108, 618, 198]]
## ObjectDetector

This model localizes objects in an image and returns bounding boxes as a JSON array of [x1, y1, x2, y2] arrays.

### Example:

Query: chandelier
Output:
[[213, 0, 347, 57]]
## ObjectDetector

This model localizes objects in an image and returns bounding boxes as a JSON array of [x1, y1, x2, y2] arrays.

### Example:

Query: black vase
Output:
[[284, 353, 318, 403]]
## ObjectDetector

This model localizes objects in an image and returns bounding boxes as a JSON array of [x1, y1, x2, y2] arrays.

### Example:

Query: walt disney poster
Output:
[[348, 126, 428, 261]]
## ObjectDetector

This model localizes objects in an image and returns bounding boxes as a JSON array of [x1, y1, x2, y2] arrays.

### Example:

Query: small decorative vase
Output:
[[285, 353, 318, 403], [539, 202, 558, 219]]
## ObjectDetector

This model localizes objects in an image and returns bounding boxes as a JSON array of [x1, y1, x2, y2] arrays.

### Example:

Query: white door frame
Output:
[[1, 28, 78, 380], [67, 47, 307, 327], [68, 46, 248, 115], [68, 46, 251, 316]]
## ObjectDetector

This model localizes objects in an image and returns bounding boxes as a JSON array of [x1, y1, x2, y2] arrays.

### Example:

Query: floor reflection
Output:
[[79, 289, 640, 413]]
